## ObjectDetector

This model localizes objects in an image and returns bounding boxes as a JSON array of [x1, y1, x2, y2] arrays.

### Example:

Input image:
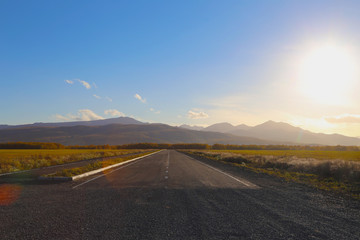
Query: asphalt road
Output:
[[0, 150, 359, 239]]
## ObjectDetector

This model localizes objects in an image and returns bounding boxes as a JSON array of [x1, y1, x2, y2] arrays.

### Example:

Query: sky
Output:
[[1, 0, 360, 137]]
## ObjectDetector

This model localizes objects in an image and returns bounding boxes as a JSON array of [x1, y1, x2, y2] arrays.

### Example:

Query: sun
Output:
[[298, 44, 357, 105]]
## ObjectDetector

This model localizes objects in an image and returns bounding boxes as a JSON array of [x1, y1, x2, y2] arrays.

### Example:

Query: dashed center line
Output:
[[164, 152, 170, 181]]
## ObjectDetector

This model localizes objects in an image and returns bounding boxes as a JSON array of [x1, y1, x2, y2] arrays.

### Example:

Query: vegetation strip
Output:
[[183, 150, 360, 199], [210, 149, 360, 162], [0, 149, 149, 174], [39, 150, 162, 181]]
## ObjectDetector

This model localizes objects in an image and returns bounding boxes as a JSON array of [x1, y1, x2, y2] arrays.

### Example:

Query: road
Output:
[[0, 150, 359, 239]]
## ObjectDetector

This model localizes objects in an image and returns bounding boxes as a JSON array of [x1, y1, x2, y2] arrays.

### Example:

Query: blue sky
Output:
[[2, 0, 360, 136]]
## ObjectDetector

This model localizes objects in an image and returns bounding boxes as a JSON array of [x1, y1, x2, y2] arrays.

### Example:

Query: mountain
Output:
[[1, 117, 359, 146], [203, 122, 235, 133], [179, 124, 204, 131], [0, 124, 272, 145], [230, 120, 360, 146], [235, 124, 252, 131], [182, 120, 360, 145], [203, 122, 251, 133], [0, 117, 144, 129]]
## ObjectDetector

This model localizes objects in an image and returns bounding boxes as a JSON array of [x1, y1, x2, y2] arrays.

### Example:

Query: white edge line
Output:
[[72, 150, 164, 189], [71, 150, 163, 180], [72, 160, 140, 189], [185, 155, 257, 188], [1, 151, 155, 177]]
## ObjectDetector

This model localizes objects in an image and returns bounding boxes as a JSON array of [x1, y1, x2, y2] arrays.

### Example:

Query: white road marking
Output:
[[0, 153, 148, 176], [164, 151, 170, 182], [72, 154, 153, 189], [188, 156, 256, 188]]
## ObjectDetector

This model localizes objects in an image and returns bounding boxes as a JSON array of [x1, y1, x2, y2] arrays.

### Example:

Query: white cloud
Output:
[[104, 109, 125, 117], [55, 109, 104, 121], [150, 108, 160, 114], [105, 96, 112, 102], [54, 114, 70, 121], [325, 114, 360, 124], [77, 109, 104, 120], [77, 79, 91, 89], [93, 94, 101, 99], [187, 110, 209, 119], [134, 93, 146, 103], [65, 80, 74, 84]]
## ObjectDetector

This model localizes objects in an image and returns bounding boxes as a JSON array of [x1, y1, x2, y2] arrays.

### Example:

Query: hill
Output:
[[203, 122, 251, 133], [0, 117, 143, 129], [181, 121, 360, 145], [0, 124, 272, 145], [230, 120, 360, 146], [2, 118, 360, 146]]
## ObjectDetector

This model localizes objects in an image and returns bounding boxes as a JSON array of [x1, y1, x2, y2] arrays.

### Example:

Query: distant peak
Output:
[[204, 122, 236, 133], [210, 122, 234, 127], [254, 120, 300, 132], [263, 120, 276, 124], [261, 120, 291, 126]]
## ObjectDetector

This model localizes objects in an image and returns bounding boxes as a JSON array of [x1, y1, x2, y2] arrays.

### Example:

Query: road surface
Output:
[[0, 150, 359, 239]]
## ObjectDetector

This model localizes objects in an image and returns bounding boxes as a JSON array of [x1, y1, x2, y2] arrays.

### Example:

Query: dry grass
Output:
[[185, 150, 360, 199], [0, 149, 148, 174], [211, 149, 360, 161]]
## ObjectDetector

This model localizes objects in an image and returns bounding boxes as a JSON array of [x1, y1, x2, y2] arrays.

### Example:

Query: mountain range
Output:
[[179, 121, 360, 146], [0, 122, 269, 146], [1, 117, 359, 146], [0, 117, 143, 129]]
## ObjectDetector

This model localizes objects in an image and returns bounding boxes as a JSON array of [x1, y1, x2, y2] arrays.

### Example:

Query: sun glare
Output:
[[298, 44, 357, 105]]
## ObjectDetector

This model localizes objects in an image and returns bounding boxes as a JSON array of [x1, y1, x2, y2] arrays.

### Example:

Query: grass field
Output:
[[210, 149, 360, 161], [184, 149, 360, 199], [0, 149, 148, 174]]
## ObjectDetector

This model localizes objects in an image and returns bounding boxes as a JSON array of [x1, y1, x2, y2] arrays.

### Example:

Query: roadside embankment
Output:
[[181, 150, 360, 199]]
